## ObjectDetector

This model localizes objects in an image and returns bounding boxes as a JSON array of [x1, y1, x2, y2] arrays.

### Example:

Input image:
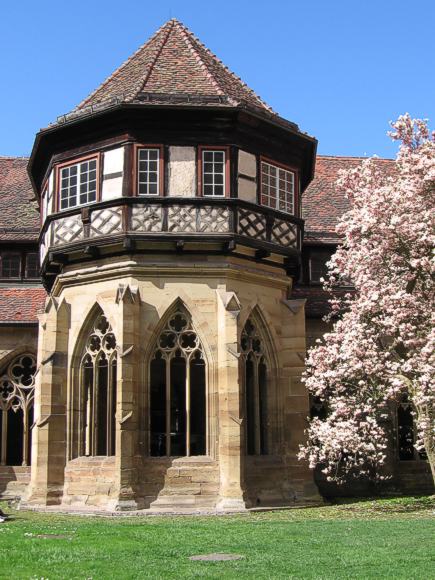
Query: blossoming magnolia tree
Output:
[[299, 115, 435, 484]]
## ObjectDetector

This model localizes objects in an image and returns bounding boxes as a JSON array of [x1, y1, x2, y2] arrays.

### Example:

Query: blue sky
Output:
[[2, 0, 434, 158]]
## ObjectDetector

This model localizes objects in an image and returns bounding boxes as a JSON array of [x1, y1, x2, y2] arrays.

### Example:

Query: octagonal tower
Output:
[[25, 20, 319, 511]]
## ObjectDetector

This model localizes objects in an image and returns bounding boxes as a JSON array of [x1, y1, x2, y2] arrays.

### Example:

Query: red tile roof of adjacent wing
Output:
[[0, 287, 46, 323], [66, 19, 287, 126], [0, 157, 39, 241], [303, 155, 396, 243]]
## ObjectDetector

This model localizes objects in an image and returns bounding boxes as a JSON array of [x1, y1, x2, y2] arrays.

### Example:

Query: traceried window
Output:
[[138, 148, 160, 195], [150, 310, 206, 457], [260, 160, 295, 214], [0, 354, 36, 466], [202, 150, 226, 196], [59, 158, 98, 210], [79, 314, 117, 457], [241, 318, 268, 455]]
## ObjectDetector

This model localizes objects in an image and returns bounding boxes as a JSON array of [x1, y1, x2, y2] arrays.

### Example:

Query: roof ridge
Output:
[[173, 20, 228, 100], [318, 154, 395, 161], [76, 20, 174, 110], [173, 20, 274, 113], [0, 155, 29, 160], [135, 20, 175, 97]]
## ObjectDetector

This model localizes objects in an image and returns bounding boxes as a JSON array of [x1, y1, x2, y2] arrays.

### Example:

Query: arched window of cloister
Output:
[[150, 310, 206, 457], [79, 313, 117, 457], [241, 318, 269, 455], [0, 353, 36, 466]]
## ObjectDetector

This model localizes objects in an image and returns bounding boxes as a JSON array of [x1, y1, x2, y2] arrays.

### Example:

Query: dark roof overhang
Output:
[[28, 102, 317, 195]]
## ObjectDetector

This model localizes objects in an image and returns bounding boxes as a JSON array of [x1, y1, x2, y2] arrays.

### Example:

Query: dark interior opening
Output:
[[96, 355, 108, 456], [398, 404, 415, 460], [150, 355, 166, 456], [259, 360, 268, 455], [246, 356, 256, 455], [6, 408, 24, 465], [190, 356, 206, 455], [170, 354, 186, 456]]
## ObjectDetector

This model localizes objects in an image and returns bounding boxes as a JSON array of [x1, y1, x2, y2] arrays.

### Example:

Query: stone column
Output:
[[215, 290, 246, 511], [25, 297, 70, 506], [111, 283, 141, 510]]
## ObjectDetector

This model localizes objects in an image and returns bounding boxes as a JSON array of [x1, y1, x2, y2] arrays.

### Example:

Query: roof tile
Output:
[[0, 157, 39, 242], [0, 287, 46, 322], [303, 156, 396, 243], [70, 19, 276, 120]]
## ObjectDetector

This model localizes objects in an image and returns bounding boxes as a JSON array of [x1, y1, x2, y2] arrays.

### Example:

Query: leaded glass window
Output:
[[79, 314, 117, 457], [202, 150, 226, 197], [150, 310, 206, 457], [260, 161, 295, 214], [241, 318, 268, 455], [0, 354, 36, 466], [138, 148, 160, 195], [59, 158, 97, 210]]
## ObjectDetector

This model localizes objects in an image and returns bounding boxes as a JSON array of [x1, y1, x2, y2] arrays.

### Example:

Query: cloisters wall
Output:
[[23, 255, 319, 511]]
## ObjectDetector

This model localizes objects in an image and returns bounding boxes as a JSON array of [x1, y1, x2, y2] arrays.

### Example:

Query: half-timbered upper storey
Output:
[[28, 19, 317, 288]]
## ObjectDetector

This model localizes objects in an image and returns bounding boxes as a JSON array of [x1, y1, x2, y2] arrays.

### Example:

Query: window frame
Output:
[[259, 156, 298, 216], [25, 252, 40, 279], [0, 249, 40, 282], [0, 252, 22, 280], [197, 146, 230, 198], [55, 153, 101, 212], [133, 144, 164, 197]]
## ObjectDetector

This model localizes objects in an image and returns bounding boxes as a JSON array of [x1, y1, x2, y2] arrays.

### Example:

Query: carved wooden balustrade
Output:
[[40, 197, 303, 282]]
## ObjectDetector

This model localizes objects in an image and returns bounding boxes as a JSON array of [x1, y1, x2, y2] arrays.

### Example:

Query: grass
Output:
[[0, 496, 434, 579]]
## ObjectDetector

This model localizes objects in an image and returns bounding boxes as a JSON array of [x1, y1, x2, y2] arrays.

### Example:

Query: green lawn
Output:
[[0, 497, 434, 579]]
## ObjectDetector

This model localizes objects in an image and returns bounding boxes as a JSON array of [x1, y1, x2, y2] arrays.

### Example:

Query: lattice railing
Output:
[[41, 198, 302, 256]]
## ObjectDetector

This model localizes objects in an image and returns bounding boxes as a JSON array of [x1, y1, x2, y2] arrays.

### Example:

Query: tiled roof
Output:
[[303, 155, 396, 243], [0, 287, 46, 323], [0, 157, 39, 241], [64, 19, 287, 126]]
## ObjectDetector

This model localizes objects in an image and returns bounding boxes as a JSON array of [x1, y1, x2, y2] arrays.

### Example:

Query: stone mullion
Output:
[[22, 405, 29, 466], [185, 355, 191, 457], [165, 355, 171, 456]]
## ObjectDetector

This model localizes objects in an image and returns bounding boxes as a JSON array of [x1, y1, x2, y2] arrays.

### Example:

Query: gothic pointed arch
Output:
[[148, 302, 207, 457], [70, 305, 118, 458], [241, 306, 277, 456], [0, 351, 36, 466]]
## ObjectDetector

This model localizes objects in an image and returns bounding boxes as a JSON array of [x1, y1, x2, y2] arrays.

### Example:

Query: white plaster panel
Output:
[[103, 147, 124, 175], [102, 177, 123, 201], [168, 146, 196, 197], [101, 147, 124, 201], [238, 177, 257, 203], [47, 170, 54, 216], [238, 150, 257, 178]]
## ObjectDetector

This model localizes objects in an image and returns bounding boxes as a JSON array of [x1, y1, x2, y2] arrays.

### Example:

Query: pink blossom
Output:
[[299, 114, 435, 484]]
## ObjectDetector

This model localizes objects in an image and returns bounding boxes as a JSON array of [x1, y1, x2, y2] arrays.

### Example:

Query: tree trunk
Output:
[[415, 403, 435, 485]]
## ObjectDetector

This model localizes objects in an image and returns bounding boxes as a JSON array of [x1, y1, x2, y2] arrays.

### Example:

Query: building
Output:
[[0, 20, 432, 511]]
